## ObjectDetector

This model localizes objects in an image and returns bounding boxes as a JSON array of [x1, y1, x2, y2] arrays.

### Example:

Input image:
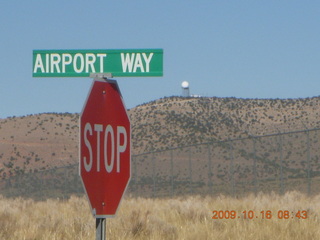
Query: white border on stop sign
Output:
[[79, 77, 132, 218]]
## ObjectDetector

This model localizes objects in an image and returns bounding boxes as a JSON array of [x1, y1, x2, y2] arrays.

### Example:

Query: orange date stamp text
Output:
[[212, 210, 307, 220]]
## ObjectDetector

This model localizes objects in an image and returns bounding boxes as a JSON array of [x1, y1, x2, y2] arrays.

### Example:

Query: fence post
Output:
[[170, 149, 174, 197], [152, 152, 156, 198], [278, 134, 284, 195], [188, 147, 193, 195], [253, 137, 258, 195], [306, 130, 311, 195], [132, 156, 137, 196], [229, 141, 235, 197], [207, 143, 213, 195]]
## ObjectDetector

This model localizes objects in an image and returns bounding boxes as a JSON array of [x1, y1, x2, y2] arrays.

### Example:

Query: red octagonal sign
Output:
[[80, 79, 131, 218]]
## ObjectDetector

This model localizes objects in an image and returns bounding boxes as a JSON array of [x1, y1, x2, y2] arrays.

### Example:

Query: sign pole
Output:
[[96, 218, 106, 240], [92, 74, 110, 240]]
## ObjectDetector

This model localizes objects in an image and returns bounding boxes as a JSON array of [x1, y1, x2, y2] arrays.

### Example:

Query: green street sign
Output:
[[33, 49, 163, 77]]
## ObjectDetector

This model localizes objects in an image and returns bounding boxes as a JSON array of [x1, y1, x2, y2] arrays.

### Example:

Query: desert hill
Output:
[[1, 96, 320, 180], [131, 96, 320, 152], [0, 113, 78, 179]]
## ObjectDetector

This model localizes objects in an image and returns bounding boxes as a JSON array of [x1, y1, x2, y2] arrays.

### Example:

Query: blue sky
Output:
[[1, 1, 320, 118]]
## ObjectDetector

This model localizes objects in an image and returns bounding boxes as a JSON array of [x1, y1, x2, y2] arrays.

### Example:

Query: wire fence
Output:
[[1, 128, 320, 199]]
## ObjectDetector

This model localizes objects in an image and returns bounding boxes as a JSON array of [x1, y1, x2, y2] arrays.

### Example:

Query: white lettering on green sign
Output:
[[121, 53, 153, 73], [33, 53, 107, 74], [33, 49, 163, 77]]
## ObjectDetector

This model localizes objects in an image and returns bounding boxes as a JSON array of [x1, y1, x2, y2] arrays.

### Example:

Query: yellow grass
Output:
[[0, 191, 320, 239]]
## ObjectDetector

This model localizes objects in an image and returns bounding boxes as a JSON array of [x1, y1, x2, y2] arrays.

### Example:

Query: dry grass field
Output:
[[1, 191, 320, 240]]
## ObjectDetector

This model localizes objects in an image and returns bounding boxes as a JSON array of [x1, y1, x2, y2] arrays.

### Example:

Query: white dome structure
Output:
[[181, 81, 190, 97], [181, 81, 189, 89]]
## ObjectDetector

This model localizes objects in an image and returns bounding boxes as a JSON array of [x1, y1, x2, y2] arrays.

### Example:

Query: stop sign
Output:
[[80, 79, 131, 217]]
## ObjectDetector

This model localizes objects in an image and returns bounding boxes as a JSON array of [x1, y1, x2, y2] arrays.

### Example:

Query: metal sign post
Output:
[[96, 218, 106, 240]]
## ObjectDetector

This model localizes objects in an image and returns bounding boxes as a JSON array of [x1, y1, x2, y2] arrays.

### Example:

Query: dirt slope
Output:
[[1, 96, 320, 179]]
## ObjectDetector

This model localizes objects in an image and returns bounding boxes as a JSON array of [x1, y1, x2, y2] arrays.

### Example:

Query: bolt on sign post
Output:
[[33, 48, 163, 240]]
